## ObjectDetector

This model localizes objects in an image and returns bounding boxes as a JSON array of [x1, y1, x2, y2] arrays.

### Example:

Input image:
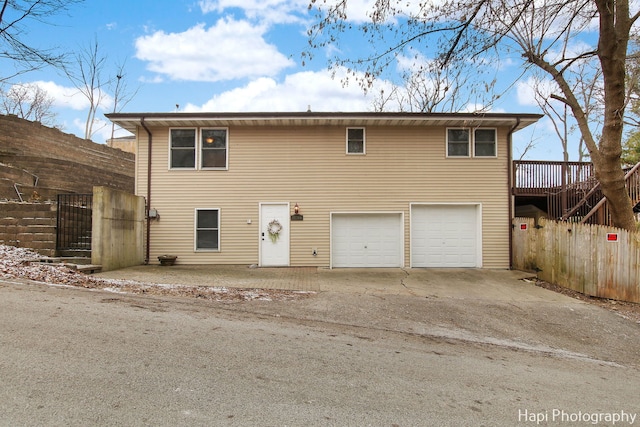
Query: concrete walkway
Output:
[[95, 265, 567, 302]]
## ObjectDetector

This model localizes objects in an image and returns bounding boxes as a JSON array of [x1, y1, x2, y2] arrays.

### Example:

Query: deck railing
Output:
[[513, 160, 594, 196], [513, 160, 640, 226], [580, 162, 640, 225]]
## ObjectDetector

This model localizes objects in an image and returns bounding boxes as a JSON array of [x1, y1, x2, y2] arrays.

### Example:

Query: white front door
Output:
[[260, 203, 290, 266]]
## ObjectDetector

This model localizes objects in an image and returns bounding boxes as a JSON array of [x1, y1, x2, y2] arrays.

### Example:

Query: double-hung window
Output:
[[195, 209, 219, 250], [447, 128, 497, 157], [474, 129, 496, 157], [170, 129, 196, 168], [170, 128, 228, 170], [346, 127, 365, 154], [447, 129, 470, 157], [201, 129, 228, 169]]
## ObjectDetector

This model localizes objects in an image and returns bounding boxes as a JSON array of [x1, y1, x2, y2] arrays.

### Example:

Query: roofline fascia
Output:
[[105, 111, 544, 122]]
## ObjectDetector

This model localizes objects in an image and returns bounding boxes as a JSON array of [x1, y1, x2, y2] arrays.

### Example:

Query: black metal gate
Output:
[[56, 194, 93, 253]]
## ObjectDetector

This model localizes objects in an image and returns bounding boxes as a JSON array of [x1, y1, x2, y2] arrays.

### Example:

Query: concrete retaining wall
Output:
[[92, 187, 145, 272]]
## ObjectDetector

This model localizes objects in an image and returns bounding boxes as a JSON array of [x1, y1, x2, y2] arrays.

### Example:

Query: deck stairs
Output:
[[513, 160, 640, 226]]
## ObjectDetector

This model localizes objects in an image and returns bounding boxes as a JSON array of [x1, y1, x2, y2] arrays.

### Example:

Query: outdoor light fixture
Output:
[[291, 203, 303, 221]]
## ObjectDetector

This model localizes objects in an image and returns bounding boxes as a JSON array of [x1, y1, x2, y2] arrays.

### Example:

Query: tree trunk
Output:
[[591, 151, 635, 229], [594, 0, 637, 231]]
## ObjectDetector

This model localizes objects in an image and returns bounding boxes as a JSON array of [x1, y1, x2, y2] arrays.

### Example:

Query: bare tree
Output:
[[530, 60, 601, 163], [68, 37, 109, 140], [307, 0, 640, 230], [371, 57, 495, 112], [0, 82, 58, 126], [0, 0, 82, 83], [108, 59, 139, 142]]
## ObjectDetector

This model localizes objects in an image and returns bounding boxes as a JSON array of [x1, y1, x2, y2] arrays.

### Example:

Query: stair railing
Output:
[[580, 162, 640, 225]]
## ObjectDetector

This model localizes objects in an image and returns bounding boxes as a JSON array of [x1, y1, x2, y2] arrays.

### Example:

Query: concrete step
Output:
[[29, 257, 102, 274], [57, 249, 91, 258], [71, 264, 102, 274], [33, 256, 92, 265]]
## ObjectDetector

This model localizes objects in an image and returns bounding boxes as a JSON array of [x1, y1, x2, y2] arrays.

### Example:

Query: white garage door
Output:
[[332, 213, 403, 268], [411, 204, 480, 267]]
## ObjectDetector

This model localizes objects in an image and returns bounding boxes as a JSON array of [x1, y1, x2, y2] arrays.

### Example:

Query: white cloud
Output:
[[183, 68, 388, 112], [71, 116, 131, 143], [134, 19, 294, 82], [309, 0, 379, 24], [516, 77, 555, 107], [29, 81, 88, 111], [199, 0, 309, 25]]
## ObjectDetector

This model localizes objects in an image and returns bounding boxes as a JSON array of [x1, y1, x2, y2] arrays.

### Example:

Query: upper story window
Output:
[[169, 127, 228, 170], [447, 129, 470, 157], [170, 128, 196, 168], [474, 129, 497, 157], [201, 129, 228, 169], [347, 127, 365, 154], [447, 128, 497, 158]]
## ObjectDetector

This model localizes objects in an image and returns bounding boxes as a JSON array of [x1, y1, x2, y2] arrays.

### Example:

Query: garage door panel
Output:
[[332, 214, 402, 268], [411, 205, 479, 268]]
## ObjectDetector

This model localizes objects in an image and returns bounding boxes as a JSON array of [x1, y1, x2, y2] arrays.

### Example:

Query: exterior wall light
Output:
[[291, 203, 303, 221]]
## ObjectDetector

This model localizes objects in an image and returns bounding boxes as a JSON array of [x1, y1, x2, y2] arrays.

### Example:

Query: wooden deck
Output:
[[513, 160, 595, 197], [513, 160, 640, 225]]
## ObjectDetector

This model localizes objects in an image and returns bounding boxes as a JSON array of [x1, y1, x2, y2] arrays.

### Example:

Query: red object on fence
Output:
[[520, 223, 527, 230], [607, 233, 619, 242]]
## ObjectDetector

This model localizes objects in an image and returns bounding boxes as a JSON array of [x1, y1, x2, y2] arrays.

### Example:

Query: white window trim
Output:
[[200, 127, 229, 170], [446, 127, 498, 158], [446, 128, 471, 158], [346, 127, 366, 155], [169, 127, 197, 170], [168, 127, 230, 171], [472, 128, 498, 158], [194, 208, 221, 252]]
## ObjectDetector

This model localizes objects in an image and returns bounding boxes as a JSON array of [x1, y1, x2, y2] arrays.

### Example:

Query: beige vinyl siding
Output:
[[135, 124, 511, 268]]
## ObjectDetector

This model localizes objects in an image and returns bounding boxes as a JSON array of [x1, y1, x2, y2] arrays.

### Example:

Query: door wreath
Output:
[[267, 219, 283, 243]]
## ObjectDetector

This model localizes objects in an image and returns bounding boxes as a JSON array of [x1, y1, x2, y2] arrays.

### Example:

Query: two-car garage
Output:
[[331, 204, 481, 268]]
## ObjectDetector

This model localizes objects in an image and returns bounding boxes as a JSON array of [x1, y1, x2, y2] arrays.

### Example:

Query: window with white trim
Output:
[[447, 129, 470, 157], [474, 129, 497, 157], [170, 128, 196, 168], [447, 128, 497, 158], [347, 127, 365, 154], [195, 209, 220, 250], [201, 128, 228, 169]]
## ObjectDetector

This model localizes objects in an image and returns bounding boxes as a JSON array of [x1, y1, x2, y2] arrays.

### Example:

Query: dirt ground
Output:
[[533, 278, 640, 323]]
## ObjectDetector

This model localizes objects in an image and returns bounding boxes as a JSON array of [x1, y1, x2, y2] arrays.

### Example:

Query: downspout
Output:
[[140, 117, 152, 264], [507, 118, 521, 270]]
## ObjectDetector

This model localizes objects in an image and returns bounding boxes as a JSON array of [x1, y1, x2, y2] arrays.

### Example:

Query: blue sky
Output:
[[2, 0, 593, 160]]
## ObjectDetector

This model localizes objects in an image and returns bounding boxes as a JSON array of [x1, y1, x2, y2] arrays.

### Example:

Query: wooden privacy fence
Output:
[[512, 218, 640, 304]]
